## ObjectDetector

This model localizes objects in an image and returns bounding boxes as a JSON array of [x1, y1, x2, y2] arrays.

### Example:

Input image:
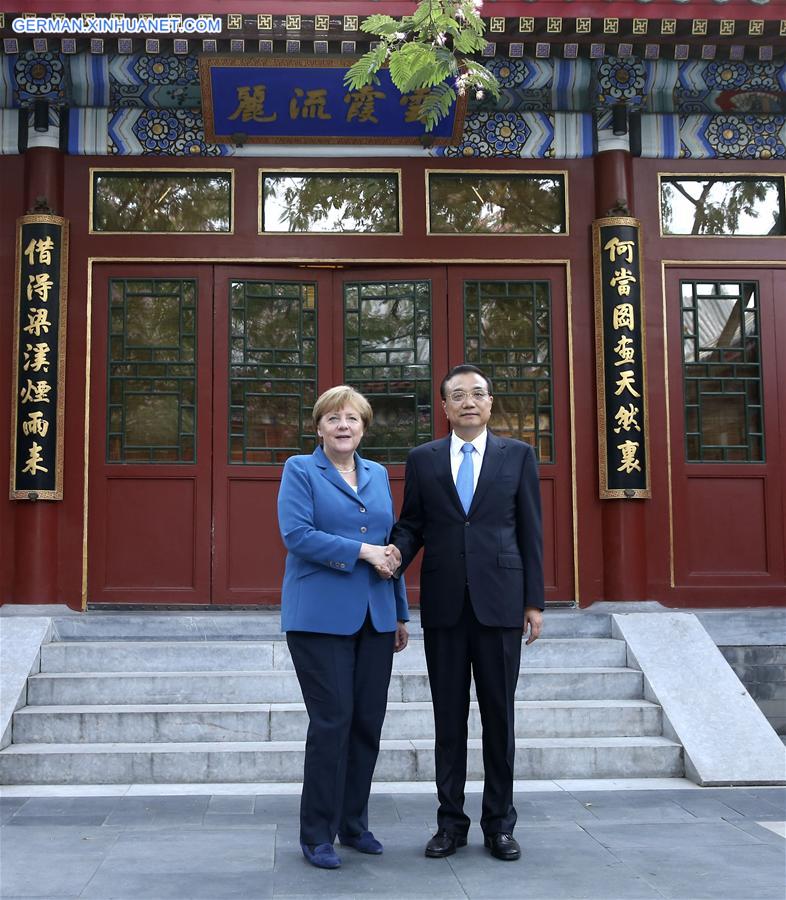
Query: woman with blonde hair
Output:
[[278, 385, 408, 869]]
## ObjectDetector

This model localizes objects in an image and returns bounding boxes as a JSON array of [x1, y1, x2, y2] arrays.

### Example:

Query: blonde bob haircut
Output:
[[312, 385, 373, 431]]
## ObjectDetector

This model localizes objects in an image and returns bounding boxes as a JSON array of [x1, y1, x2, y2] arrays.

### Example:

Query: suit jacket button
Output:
[[359, 506, 366, 513], [464, 521, 470, 527], [360, 526, 367, 534]]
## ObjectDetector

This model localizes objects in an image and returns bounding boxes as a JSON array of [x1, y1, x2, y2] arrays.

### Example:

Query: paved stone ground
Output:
[[1, 785, 784, 899]]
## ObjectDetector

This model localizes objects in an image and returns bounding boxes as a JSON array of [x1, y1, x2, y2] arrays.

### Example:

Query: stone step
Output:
[[26, 667, 644, 706], [12, 699, 662, 744], [38, 638, 627, 673], [50, 611, 612, 642], [0, 736, 683, 785]]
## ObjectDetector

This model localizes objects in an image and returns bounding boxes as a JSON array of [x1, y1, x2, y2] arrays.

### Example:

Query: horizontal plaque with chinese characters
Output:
[[199, 56, 466, 145], [10, 215, 68, 500], [592, 216, 650, 499]]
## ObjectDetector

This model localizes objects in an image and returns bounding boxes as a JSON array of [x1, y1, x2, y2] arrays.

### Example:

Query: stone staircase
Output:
[[0, 612, 684, 785]]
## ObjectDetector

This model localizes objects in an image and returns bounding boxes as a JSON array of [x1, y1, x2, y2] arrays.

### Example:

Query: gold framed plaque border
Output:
[[592, 215, 651, 500], [10, 214, 68, 502]]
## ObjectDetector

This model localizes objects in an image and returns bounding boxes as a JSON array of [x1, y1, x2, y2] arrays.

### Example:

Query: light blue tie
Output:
[[456, 443, 475, 514]]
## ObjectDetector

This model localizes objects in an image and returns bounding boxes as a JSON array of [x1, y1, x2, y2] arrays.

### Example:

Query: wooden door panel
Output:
[[102, 477, 199, 590], [88, 265, 213, 604], [667, 268, 785, 598], [223, 478, 286, 597], [211, 267, 332, 604], [540, 476, 558, 591], [682, 476, 769, 577]]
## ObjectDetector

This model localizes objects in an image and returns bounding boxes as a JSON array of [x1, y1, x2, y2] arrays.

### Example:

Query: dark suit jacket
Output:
[[391, 432, 544, 629]]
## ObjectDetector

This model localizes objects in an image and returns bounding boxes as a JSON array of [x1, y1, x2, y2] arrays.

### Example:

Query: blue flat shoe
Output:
[[300, 842, 341, 869], [338, 830, 383, 854]]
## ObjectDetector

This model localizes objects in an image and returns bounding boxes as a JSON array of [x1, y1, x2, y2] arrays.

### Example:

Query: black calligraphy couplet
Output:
[[592, 217, 651, 499], [11, 215, 68, 500]]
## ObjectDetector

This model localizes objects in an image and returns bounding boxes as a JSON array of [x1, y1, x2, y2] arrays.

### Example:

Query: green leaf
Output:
[[359, 14, 399, 36], [389, 42, 444, 91], [454, 29, 486, 53], [343, 48, 386, 90], [417, 82, 457, 132]]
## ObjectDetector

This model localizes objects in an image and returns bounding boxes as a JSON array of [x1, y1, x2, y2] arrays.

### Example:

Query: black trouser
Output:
[[287, 615, 395, 846], [423, 595, 522, 837]]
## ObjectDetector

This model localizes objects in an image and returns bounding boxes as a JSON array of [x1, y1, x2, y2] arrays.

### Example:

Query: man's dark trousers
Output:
[[425, 591, 522, 838]]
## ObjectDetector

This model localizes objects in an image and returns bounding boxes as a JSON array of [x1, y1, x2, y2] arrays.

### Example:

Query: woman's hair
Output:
[[312, 385, 373, 431]]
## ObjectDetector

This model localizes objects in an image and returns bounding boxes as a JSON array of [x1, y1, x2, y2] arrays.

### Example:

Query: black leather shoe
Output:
[[484, 833, 521, 861], [425, 829, 468, 858]]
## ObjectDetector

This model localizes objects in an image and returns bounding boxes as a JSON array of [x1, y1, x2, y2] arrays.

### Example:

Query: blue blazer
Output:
[[391, 432, 544, 629], [278, 446, 408, 635]]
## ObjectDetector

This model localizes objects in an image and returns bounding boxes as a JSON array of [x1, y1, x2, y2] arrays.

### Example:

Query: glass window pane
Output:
[[680, 280, 764, 462], [661, 177, 785, 236], [228, 281, 317, 465], [125, 394, 179, 446], [261, 172, 399, 233], [93, 172, 231, 233], [700, 394, 746, 448], [107, 279, 197, 463], [428, 173, 566, 234], [464, 281, 553, 461], [126, 296, 180, 347], [344, 280, 432, 464]]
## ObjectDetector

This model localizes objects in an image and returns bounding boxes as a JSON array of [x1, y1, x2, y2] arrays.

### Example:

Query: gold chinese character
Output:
[[24, 235, 54, 266], [228, 85, 277, 123], [603, 236, 634, 264], [400, 88, 430, 123], [26, 272, 54, 303], [22, 410, 49, 437], [614, 370, 641, 398], [616, 440, 641, 474], [612, 303, 635, 330], [23, 342, 51, 373], [289, 87, 332, 120], [344, 85, 385, 124], [22, 442, 48, 476], [610, 268, 637, 297], [19, 379, 52, 405], [613, 403, 641, 434], [23, 308, 52, 336], [613, 334, 635, 367]]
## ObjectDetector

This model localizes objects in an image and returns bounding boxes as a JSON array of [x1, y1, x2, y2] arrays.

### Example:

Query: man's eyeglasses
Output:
[[447, 390, 490, 403]]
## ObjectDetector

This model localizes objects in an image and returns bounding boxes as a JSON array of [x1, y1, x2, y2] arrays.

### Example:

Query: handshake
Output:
[[359, 542, 402, 579]]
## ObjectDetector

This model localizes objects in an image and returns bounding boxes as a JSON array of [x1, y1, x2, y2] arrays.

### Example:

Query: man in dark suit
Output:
[[391, 364, 544, 862]]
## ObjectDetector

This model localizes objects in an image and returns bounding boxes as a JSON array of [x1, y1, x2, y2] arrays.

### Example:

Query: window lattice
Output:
[[107, 279, 197, 463], [344, 280, 432, 464], [229, 280, 317, 465], [681, 280, 764, 462], [464, 280, 553, 462]]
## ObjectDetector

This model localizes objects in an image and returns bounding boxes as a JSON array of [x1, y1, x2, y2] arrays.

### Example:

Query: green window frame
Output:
[[464, 279, 554, 462], [107, 278, 197, 463], [681, 279, 764, 462], [228, 280, 318, 465], [343, 278, 432, 463]]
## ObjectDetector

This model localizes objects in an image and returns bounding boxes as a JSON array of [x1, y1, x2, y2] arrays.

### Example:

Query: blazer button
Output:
[[359, 506, 366, 513], [360, 526, 367, 534], [464, 521, 470, 527]]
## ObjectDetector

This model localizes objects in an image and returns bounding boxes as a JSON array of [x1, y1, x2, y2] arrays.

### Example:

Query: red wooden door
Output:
[[88, 265, 214, 604], [665, 267, 786, 604], [88, 263, 575, 605], [211, 266, 334, 604]]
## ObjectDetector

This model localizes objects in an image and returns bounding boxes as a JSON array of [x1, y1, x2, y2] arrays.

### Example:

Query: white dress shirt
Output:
[[449, 429, 487, 492]]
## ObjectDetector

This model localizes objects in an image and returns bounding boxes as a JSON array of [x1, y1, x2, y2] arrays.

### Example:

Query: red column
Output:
[[594, 149, 648, 600], [12, 147, 64, 604]]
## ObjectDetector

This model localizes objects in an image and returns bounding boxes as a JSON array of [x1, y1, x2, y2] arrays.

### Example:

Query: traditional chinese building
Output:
[[1, 1, 785, 612]]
